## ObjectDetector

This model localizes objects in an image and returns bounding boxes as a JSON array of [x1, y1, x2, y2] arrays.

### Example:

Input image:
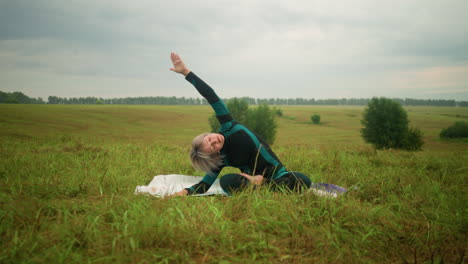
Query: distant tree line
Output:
[[1, 90, 467, 107], [44, 95, 468, 107], [0, 91, 45, 104], [47, 96, 208, 105]]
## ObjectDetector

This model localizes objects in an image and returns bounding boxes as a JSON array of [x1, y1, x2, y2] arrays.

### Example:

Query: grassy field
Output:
[[0, 104, 466, 263]]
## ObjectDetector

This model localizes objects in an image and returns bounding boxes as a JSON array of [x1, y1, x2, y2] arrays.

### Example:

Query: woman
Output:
[[170, 52, 311, 196]]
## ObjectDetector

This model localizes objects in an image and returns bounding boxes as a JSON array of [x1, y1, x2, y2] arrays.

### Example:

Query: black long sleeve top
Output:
[[185, 72, 289, 194]]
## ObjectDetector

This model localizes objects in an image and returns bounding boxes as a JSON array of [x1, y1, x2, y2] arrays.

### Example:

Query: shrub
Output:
[[401, 127, 424, 150], [209, 98, 249, 132], [311, 114, 321, 124], [5, 98, 19, 104], [361, 97, 423, 150], [209, 99, 277, 145], [208, 115, 219, 133], [273, 107, 283, 117], [440, 121, 468, 138], [245, 104, 277, 145]]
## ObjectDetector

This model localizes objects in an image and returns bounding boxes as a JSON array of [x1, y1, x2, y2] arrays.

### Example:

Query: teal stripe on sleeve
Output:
[[223, 123, 243, 137], [221, 123, 288, 179], [220, 121, 234, 133], [244, 127, 288, 180], [241, 126, 280, 166], [211, 101, 230, 116], [201, 172, 219, 185], [188, 171, 220, 193], [272, 167, 289, 180]]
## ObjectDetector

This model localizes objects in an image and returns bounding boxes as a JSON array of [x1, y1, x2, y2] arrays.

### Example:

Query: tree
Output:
[[11, 92, 30, 103], [48, 96, 59, 104], [311, 114, 321, 124], [209, 98, 249, 132], [440, 122, 468, 138], [209, 99, 277, 145], [244, 104, 277, 145], [273, 107, 283, 117], [0, 91, 8, 103], [361, 97, 423, 150], [5, 97, 19, 104], [401, 127, 425, 150]]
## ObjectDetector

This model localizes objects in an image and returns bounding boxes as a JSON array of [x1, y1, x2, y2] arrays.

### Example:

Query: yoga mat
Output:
[[135, 174, 347, 197]]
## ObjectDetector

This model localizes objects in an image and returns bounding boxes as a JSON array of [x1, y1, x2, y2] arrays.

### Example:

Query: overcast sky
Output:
[[1, 0, 467, 100]]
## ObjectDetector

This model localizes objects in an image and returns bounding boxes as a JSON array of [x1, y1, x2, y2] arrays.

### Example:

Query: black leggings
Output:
[[219, 172, 311, 195]]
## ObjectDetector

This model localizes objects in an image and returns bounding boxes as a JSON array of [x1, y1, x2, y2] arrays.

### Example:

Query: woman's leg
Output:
[[220, 172, 311, 194], [271, 172, 311, 192], [219, 173, 250, 194]]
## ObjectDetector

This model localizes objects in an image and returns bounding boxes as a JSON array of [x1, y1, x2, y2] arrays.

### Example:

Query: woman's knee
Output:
[[272, 172, 311, 192], [290, 172, 312, 188], [220, 173, 249, 194]]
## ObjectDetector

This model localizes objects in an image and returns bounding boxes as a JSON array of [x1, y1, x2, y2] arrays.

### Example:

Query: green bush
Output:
[[361, 97, 423, 150], [209, 99, 277, 145], [209, 98, 249, 132], [440, 121, 468, 138], [401, 127, 424, 150], [273, 107, 283, 117], [245, 105, 277, 145], [5, 98, 19, 104], [311, 114, 321, 124]]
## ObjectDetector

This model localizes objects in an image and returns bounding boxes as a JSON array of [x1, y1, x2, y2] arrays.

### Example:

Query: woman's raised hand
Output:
[[170, 52, 191, 76]]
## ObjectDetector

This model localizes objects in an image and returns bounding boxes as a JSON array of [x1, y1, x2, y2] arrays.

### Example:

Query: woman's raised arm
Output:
[[170, 52, 233, 127]]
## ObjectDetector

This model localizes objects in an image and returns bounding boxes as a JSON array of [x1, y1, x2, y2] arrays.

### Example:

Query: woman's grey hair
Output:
[[189, 133, 223, 174]]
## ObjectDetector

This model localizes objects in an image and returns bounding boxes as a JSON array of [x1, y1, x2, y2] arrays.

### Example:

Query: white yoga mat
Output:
[[135, 174, 347, 198], [135, 174, 225, 197]]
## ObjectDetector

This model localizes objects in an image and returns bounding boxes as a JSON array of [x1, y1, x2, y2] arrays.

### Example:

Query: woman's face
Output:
[[201, 133, 225, 154]]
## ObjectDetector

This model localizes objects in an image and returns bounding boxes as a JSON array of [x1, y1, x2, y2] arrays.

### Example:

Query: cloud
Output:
[[0, 0, 467, 100], [394, 66, 468, 96]]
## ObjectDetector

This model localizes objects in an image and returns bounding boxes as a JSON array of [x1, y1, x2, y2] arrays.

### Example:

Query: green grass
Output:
[[0, 104, 467, 263]]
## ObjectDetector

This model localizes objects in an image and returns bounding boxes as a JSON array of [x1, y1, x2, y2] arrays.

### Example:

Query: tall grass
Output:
[[0, 105, 467, 263]]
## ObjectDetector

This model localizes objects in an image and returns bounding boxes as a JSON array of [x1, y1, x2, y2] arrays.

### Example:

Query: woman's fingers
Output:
[[171, 52, 181, 62], [172, 189, 188, 196], [170, 53, 177, 64], [169, 52, 179, 72], [239, 173, 263, 185], [253, 175, 264, 185], [170, 52, 183, 67], [170, 52, 179, 64], [169, 52, 189, 75]]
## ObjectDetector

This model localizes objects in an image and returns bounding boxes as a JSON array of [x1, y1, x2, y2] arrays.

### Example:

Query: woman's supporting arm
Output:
[[239, 173, 264, 185], [173, 189, 189, 196]]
